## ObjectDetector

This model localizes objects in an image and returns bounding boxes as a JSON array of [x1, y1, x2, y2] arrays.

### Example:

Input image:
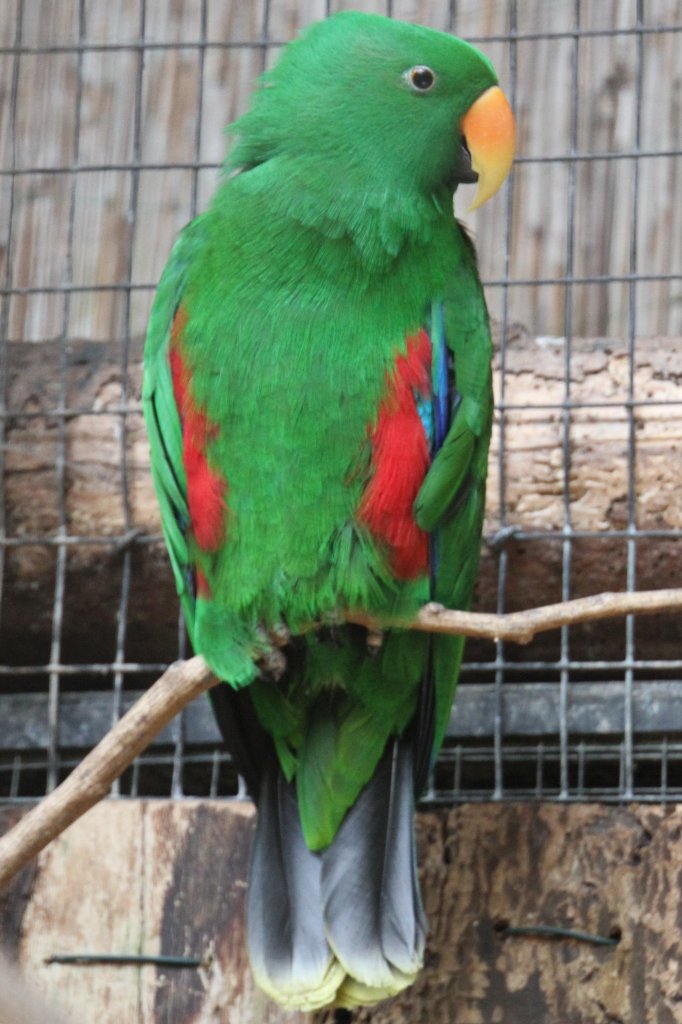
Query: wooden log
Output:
[[2, 800, 681, 1023], [9, 331, 682, 543], [7, 675, 682, 755], [3, 332, 682, 665]]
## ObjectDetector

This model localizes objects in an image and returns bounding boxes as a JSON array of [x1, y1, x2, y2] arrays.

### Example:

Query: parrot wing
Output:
[[143, 220, 274, 798], [142, 224, 200, 639], [417, 232, 494, 768]]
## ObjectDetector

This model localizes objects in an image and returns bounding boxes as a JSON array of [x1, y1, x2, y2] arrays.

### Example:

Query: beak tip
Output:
[[460, 85, 516, 211]]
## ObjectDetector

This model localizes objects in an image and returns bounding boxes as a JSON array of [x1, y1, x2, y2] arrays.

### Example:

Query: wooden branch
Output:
[[1, 586, 681, 891], [0, 657, 218, 892], [347, 587, 682, 645]]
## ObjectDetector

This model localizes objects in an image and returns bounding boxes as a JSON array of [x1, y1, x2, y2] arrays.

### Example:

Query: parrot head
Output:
[[228, 11, 514, 211]]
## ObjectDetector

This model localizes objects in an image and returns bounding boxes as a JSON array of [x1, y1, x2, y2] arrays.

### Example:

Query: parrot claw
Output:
[[254, 623, 291, 680], [423, 601, 446, 615], [365, 628, 384, 655], [268, 622, 291, 648], [257, 645, 288, 681]]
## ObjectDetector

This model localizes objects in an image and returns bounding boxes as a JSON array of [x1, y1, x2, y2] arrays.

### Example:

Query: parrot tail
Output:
[[246, 739, 426, 1011], [246, 758, 346, 1011]]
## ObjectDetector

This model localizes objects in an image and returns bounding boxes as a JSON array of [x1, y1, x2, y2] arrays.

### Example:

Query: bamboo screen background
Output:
[[1, 0, 681, 803]]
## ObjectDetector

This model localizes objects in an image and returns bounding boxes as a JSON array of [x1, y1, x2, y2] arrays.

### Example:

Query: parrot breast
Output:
[[169, 306, 228, 554], [358, 329, 432, 579]]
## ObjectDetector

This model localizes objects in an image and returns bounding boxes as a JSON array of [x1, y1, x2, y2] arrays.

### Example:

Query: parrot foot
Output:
[[423, 601, 446, 615], [365, 628, 384, 655], [268, 622, 291, 648], [257, 644, 288, 681], [255, 623, 290, 681]]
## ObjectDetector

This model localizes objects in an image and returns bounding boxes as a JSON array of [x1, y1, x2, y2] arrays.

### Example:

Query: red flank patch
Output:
[[359, 330, 432, 579], [169, 306, 227, 553]]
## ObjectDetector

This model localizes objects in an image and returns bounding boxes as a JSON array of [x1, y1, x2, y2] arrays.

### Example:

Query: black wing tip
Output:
[[208, 684, 273, 800]]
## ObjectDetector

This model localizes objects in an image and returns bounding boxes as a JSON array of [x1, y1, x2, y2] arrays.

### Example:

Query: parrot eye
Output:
[[405, 66, 436, 93]]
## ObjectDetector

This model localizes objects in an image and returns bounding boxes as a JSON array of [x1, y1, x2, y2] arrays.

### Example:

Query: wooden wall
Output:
[[3, 800, 682, 1023], [0, 0, 680, 346]]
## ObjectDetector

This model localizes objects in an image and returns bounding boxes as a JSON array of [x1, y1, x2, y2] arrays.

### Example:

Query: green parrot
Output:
[[143, 10, 514, 1012]]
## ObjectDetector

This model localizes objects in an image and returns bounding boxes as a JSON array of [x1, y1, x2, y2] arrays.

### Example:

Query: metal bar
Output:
[[9, 755, 21, 800], [484, 527, 682, 541], [1, 148, 680, 177], [6, 740, 682, 803], [168, 0, 210, 801], [3, 679, 679, 753], [9, 739, 682, 771], [622, 0, 646, 800], [0, 679, 681, 753], [0, 533, 164, 547], [6, 391, 682, 423], [484, 272, 682, 286], [558, 0, 581, 799], [110, 552, 132, 798], [490, 0, 519, 801], [5, 390, 682, 423], [500, 925, 618, 947], [4, 522, 682, 547], [5, 653, 682, 679], [108, 0, 146, 797], [260, 0, 271, 72], [0, 1, 23, 633], [0, 22, 680, 58], [459, 658, 682, 672], [0, 662, 167, 677], [3, 269, 682, 298], [45, 0, 87, 792], [45, 954, 203, 968]]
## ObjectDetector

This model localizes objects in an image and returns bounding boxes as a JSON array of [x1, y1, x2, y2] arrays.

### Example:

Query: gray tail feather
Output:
[[246, 741, 425, 1010], [246, 758, 345, 1010], [320, 737, 426, 1006]]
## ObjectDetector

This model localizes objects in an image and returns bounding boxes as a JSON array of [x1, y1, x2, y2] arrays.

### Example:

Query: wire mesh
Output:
[[1, 0, 682, 804]]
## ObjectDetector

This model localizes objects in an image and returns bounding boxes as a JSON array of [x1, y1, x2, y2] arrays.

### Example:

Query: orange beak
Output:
[[460, 85, 515, 211]]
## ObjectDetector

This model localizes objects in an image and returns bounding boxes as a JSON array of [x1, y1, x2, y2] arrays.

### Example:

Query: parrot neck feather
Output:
[[224, 155, 451, 268]]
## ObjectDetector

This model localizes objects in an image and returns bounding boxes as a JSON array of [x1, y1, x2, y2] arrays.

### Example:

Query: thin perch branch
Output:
[[0, 656, 218, 892], [0, 586, 681, 891], [347, 588, 682, 645]]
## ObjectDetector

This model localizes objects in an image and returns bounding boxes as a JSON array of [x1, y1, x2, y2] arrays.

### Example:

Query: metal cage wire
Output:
[[1, 0, 682, 804]]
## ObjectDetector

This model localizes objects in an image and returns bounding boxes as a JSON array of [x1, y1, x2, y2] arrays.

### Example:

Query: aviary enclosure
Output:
[[1, 0, 681, 1021]]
